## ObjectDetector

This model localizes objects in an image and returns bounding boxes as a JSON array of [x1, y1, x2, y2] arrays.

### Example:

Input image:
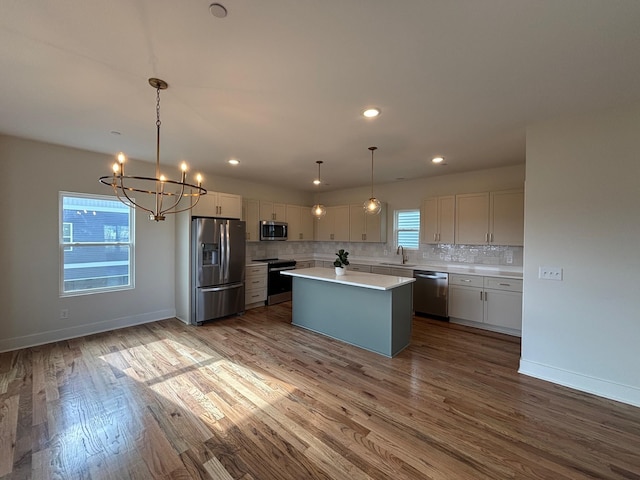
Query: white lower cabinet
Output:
[[449, 274, 522, 336], [245, 264, 267, 309]]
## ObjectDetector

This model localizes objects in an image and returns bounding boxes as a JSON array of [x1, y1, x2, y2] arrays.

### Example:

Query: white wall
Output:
[[0, 135, 314, 351], [0, 135, 177, 351], [520, 103, 640, 407]]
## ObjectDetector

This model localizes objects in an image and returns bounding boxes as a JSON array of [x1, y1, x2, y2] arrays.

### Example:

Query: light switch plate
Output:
[[539, 266, 563, 281]]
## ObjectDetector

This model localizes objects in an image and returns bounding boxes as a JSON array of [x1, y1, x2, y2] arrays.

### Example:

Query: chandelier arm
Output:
[[112, 175, 154, 215], [157, 179, 187, 216]]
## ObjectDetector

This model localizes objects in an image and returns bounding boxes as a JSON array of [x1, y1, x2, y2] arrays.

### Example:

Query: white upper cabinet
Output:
[[315, 205, 349, 242], [285, 204, 315, 241], [455, 189, 523, 246], [490, 190, 524, 246], [349, 203, 387, 242], [191, 191, 242, 219], [455, 192, 490, 245], [421, 195, 455, 244], [242, 198, 260, 241], [259, 201, 286, 221]]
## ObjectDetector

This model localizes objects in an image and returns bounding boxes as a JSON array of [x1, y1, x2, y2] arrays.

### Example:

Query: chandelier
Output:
[[363, 146, 382, 215], [311, 160, 327, 218], [99, 78, 207, 221]]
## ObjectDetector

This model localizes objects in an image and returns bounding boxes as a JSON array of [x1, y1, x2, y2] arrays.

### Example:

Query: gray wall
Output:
[[520, 102, 640, 407]]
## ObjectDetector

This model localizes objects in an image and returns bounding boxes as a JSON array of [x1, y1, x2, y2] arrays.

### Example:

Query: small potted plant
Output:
[[333, 249, 350, 276]]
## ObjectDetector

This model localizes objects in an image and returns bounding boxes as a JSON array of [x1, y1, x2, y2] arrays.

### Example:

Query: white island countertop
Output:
[[281, 267, 415, 291]]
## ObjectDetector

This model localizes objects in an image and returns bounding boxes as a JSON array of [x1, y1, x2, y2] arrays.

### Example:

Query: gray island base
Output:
[[281, 267, 415, 357]]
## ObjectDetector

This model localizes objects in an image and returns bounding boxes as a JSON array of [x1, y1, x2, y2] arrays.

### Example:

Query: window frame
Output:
[[59, 191, 135, 297], [394, 209, 421, 250]]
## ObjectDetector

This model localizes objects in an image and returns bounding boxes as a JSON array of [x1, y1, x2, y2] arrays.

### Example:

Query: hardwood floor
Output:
[[1, 304, 639, 479]]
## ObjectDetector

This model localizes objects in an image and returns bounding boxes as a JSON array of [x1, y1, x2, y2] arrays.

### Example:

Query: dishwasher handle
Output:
[[414, 271, 448, 280]]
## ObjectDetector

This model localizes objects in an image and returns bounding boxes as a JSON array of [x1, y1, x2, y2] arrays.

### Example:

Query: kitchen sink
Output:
[[379, 262, 417, 267]]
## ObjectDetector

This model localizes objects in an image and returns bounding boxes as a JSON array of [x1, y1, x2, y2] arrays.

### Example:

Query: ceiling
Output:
[[2, 1, 640, 192]]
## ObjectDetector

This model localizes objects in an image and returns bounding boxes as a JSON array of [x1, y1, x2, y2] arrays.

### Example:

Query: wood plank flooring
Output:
[[1, 303, 639, 479]]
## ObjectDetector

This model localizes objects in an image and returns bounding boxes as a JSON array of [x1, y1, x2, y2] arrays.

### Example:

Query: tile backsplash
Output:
[[247, 241, 523, 267]]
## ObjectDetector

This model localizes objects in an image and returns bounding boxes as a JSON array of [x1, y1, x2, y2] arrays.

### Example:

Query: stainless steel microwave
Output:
[[260, 221, 288, 241]]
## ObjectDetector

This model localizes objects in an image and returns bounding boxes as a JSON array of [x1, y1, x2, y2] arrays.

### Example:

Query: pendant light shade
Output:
[[311, 160, 327, 218], [363, 146, 382, 215]]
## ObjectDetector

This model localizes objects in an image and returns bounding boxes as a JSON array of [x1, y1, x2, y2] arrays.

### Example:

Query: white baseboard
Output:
[[519, 358, 640, 408], [0, 309, 176, 353]]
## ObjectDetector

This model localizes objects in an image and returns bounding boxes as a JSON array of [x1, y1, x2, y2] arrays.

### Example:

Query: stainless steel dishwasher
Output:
[[413, 271, 449, 320]]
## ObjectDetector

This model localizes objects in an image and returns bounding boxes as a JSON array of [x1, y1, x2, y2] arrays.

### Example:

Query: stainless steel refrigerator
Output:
[[191, 217, 246, 325]]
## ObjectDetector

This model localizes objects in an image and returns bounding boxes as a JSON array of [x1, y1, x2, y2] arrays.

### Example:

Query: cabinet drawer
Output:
[[245, 276, 267, 289], [484, 277, 523, 292], [371, 266, 392, 275], [246, 265, 267, 276], [449, 274, 483, 288], [245, 287, 267, 303], [349, 264, 371, 273]]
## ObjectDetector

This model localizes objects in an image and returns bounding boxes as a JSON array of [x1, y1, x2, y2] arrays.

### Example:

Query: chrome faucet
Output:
[[396, 245, 408, 264]]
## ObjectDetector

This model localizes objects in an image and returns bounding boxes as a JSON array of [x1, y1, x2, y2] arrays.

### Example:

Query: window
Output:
[[394, 209, 420, 249], [60, 192, 134, 296]]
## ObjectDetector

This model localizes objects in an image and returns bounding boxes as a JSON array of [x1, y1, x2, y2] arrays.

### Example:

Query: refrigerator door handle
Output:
[[220, 222, 228, 283], [199, 283, 244, 293], [225, 222, 231, 281]]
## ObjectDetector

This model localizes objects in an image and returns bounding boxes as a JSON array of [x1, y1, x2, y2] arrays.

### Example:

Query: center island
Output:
[[281, 267, 415, 357]]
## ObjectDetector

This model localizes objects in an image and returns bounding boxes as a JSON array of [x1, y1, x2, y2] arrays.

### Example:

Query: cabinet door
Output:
[[349, 205, 366, 241], [421, 197, 439, 244], [365, 204, 386, 242], [333, 205, 350, 241], [315, 207, 334, 241], [449, 285, 484, 322], [484, 289, 522, 331], [300, 207, 315, 241], [286, 204, 302, 240], [273, 203, 286, 221], [490, 190, 524, 246], [218, 192, 242, 219], [243, 198, 260, 241], [455, 192, 490, 245], [191, 192, 218, 217], [438, 196, 455, 244]]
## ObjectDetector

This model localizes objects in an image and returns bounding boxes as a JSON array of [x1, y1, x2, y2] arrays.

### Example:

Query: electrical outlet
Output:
[[383, 249, 388, 256], [539, 266, 563, 281], [422, 252, 428, 258], [60, 309, 69, 319]]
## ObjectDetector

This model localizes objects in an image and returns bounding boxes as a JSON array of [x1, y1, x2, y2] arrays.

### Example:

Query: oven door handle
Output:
[[270, 266, 296, 272]]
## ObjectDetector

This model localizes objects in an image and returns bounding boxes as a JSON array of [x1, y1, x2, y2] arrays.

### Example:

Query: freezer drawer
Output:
[[194, 283, 244, 325]]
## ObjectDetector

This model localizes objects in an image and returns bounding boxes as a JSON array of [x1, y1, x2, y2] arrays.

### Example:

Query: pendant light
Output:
[[363, 146, 382, 215], [99, 78, 207, 221], [311, 160, 327, 218]]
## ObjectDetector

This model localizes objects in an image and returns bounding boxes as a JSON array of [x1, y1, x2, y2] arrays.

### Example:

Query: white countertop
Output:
[[291, 257, 523, 279], [281, 267, 416, 291]]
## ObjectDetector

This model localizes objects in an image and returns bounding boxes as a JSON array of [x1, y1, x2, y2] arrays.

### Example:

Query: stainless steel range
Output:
[[253, 258, 297, 305]]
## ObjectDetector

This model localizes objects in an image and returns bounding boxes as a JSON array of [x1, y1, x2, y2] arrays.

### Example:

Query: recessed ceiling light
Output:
[[363, 108, 381, 118], [228, 159, 239, 165], [209, 3, 228, 18], [432, 156, 444, 164]]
